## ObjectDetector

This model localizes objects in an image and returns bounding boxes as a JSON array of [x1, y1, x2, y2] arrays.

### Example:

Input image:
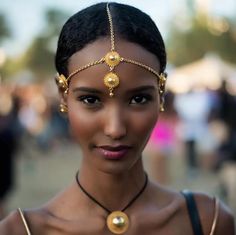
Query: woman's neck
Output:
[[77, 159, 147, 212]]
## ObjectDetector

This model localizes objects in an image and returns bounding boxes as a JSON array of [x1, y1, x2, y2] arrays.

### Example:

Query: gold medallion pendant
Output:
[[104, 72, 120, 97], [107, 211, 129, 234], [76, 171, 148, 235]]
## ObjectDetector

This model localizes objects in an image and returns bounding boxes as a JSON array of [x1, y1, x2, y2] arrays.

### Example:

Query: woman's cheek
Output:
[[67, 108, 94, 143], [132, 109, 158, 143]]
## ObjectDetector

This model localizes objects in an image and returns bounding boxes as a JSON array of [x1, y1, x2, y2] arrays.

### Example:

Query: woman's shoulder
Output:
[[0, 209, 27, 235], [192, 191, 235, 235], [150, 184, 234, 234], [0, 208, 48, 235]]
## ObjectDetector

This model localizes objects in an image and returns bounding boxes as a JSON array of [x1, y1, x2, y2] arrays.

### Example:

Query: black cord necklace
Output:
[[75, 171, 148, 234]]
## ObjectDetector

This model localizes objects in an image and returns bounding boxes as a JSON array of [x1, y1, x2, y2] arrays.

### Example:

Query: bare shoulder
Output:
[[0, 207, 50, 235], [193, 192, 235, 235], [0, 209, 26, 235]]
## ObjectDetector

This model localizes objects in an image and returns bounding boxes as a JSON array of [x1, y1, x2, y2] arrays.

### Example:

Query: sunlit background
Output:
[[0, 0, 236, 222]]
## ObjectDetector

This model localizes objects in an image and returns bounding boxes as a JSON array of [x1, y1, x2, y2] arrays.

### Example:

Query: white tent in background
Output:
[[167, 54, 236, 94]]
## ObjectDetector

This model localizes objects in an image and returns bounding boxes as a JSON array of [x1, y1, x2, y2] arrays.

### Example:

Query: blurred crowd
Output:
[[0, 82, 69, 218], [174, 79, 236, 170], [144, 79, 236, 210]]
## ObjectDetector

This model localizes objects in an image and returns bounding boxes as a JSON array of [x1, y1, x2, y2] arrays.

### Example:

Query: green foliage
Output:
[[21, 36, 55, 79], [3, 8, 69, 81], [22, 9, 69, 80]]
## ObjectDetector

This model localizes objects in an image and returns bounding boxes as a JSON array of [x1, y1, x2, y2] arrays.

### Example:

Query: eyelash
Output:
[[130, 94, 153, 105], [78, 95, 101, 106], [77, 94, 153, 107]]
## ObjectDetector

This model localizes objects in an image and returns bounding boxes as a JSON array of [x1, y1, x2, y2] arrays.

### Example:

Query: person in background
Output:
[[144, 91, 179, 184], [174, 87, 213, 175], [0, 90, 22, 219]]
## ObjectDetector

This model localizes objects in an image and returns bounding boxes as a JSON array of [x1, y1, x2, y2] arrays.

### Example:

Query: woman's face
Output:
[[65, 38, 160, 174]]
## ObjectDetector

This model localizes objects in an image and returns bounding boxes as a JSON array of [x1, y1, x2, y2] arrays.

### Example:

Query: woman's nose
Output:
[[103, 106, 127, 140]]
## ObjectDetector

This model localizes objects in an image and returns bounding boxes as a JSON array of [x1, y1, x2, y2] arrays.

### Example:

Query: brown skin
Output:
[[0, 38, 234, 235]]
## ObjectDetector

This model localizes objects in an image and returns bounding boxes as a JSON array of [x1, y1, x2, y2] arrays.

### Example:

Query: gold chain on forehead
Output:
[[55, 3, 167, 98]]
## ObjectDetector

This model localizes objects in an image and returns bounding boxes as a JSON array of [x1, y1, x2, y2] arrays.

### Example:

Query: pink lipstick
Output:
[[96, 145, 131, 160]]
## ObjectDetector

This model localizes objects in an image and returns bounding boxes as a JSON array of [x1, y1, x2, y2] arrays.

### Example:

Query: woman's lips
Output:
[[96, 146, 131, 160]]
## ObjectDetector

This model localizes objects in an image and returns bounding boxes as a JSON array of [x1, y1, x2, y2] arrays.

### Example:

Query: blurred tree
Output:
[[167, 12, 236, 66], [0, 13, 11, 80], [2, 9, 69, 81], [20, 9, 69, 80], [0, 13, 11, 44]]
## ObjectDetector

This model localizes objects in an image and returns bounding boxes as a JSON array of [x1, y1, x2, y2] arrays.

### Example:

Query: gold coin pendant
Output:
[[106, 211, 129, 234]]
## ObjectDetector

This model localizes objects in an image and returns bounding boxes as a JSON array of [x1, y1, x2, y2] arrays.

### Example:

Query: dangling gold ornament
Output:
[[160, 102, 165, 112], [106, 211, 129, 234], [104, 72, 120, 97], [59, 103, 68, 113]]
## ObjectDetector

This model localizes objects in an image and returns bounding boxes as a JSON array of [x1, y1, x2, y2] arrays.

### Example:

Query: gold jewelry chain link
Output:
[[122, 58, 161, 79], [105, 4, 161, 81], [67, 58, 105, 82], [106, 3, 115, 51], [66, 57, 162, 84]]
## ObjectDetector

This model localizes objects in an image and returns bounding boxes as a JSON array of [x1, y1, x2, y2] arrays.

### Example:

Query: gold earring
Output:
[[158, 73, 167, 112], [59, 103, 68, 113], [159, 96, 165, 112], [160, 102, 165, 112]]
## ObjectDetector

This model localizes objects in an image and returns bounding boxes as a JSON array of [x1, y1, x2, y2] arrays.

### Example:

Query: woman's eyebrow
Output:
[[72, 85, 156, 95], [72, 87, 103, 94], [127, 85, 157, 93]]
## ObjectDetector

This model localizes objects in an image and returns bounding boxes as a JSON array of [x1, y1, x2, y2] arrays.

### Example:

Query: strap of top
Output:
[[181, 190, 204, 235], [182, 190, 220, 235], [209, 198, 220, 235], [18, 208, 32, 235]]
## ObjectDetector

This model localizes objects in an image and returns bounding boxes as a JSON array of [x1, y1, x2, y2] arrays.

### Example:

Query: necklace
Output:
[[75, 172, 148, 234]]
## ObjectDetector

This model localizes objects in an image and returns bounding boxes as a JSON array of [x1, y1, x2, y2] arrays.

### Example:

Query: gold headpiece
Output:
[[56, 3, 167, 102]]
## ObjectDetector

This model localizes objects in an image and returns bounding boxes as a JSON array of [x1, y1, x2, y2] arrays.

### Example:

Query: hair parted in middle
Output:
[[55, 2, 167, 77], [55, 2, 167, 110]]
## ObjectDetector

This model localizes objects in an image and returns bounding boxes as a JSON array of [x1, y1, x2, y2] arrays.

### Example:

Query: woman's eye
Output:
[[130, 95, 151, 104], [78, 95, 100, 105]]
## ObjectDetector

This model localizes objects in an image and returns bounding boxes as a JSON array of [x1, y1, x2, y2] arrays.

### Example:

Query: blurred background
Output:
[[0, 0, 236, 222]]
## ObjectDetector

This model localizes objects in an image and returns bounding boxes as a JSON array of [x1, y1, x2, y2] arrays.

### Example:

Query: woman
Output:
[[0, 2, 234, 234]]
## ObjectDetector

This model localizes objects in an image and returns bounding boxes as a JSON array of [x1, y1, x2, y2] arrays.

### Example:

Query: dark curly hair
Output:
[[55, 2, 166, 77]]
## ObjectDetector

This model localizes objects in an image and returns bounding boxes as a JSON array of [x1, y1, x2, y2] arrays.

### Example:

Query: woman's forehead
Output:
[[68, 38, 160, 73], [69, 61, 159, 91]]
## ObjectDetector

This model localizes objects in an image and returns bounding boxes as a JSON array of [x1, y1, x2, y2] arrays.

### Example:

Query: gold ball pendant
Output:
[[104, 72, 119, 88], [104, 72, 119, 97], [106, 211, 129, 234], [105, 51, 121, 67]]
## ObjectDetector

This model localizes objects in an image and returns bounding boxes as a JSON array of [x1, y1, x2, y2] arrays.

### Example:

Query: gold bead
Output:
[[104, 72, 119, 89], [160, 103, 165, 112], [59, 103, 68, 113], [109, 91, 114, 97], [104, 72, 119, 97], [105, 51, 121, 67]]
